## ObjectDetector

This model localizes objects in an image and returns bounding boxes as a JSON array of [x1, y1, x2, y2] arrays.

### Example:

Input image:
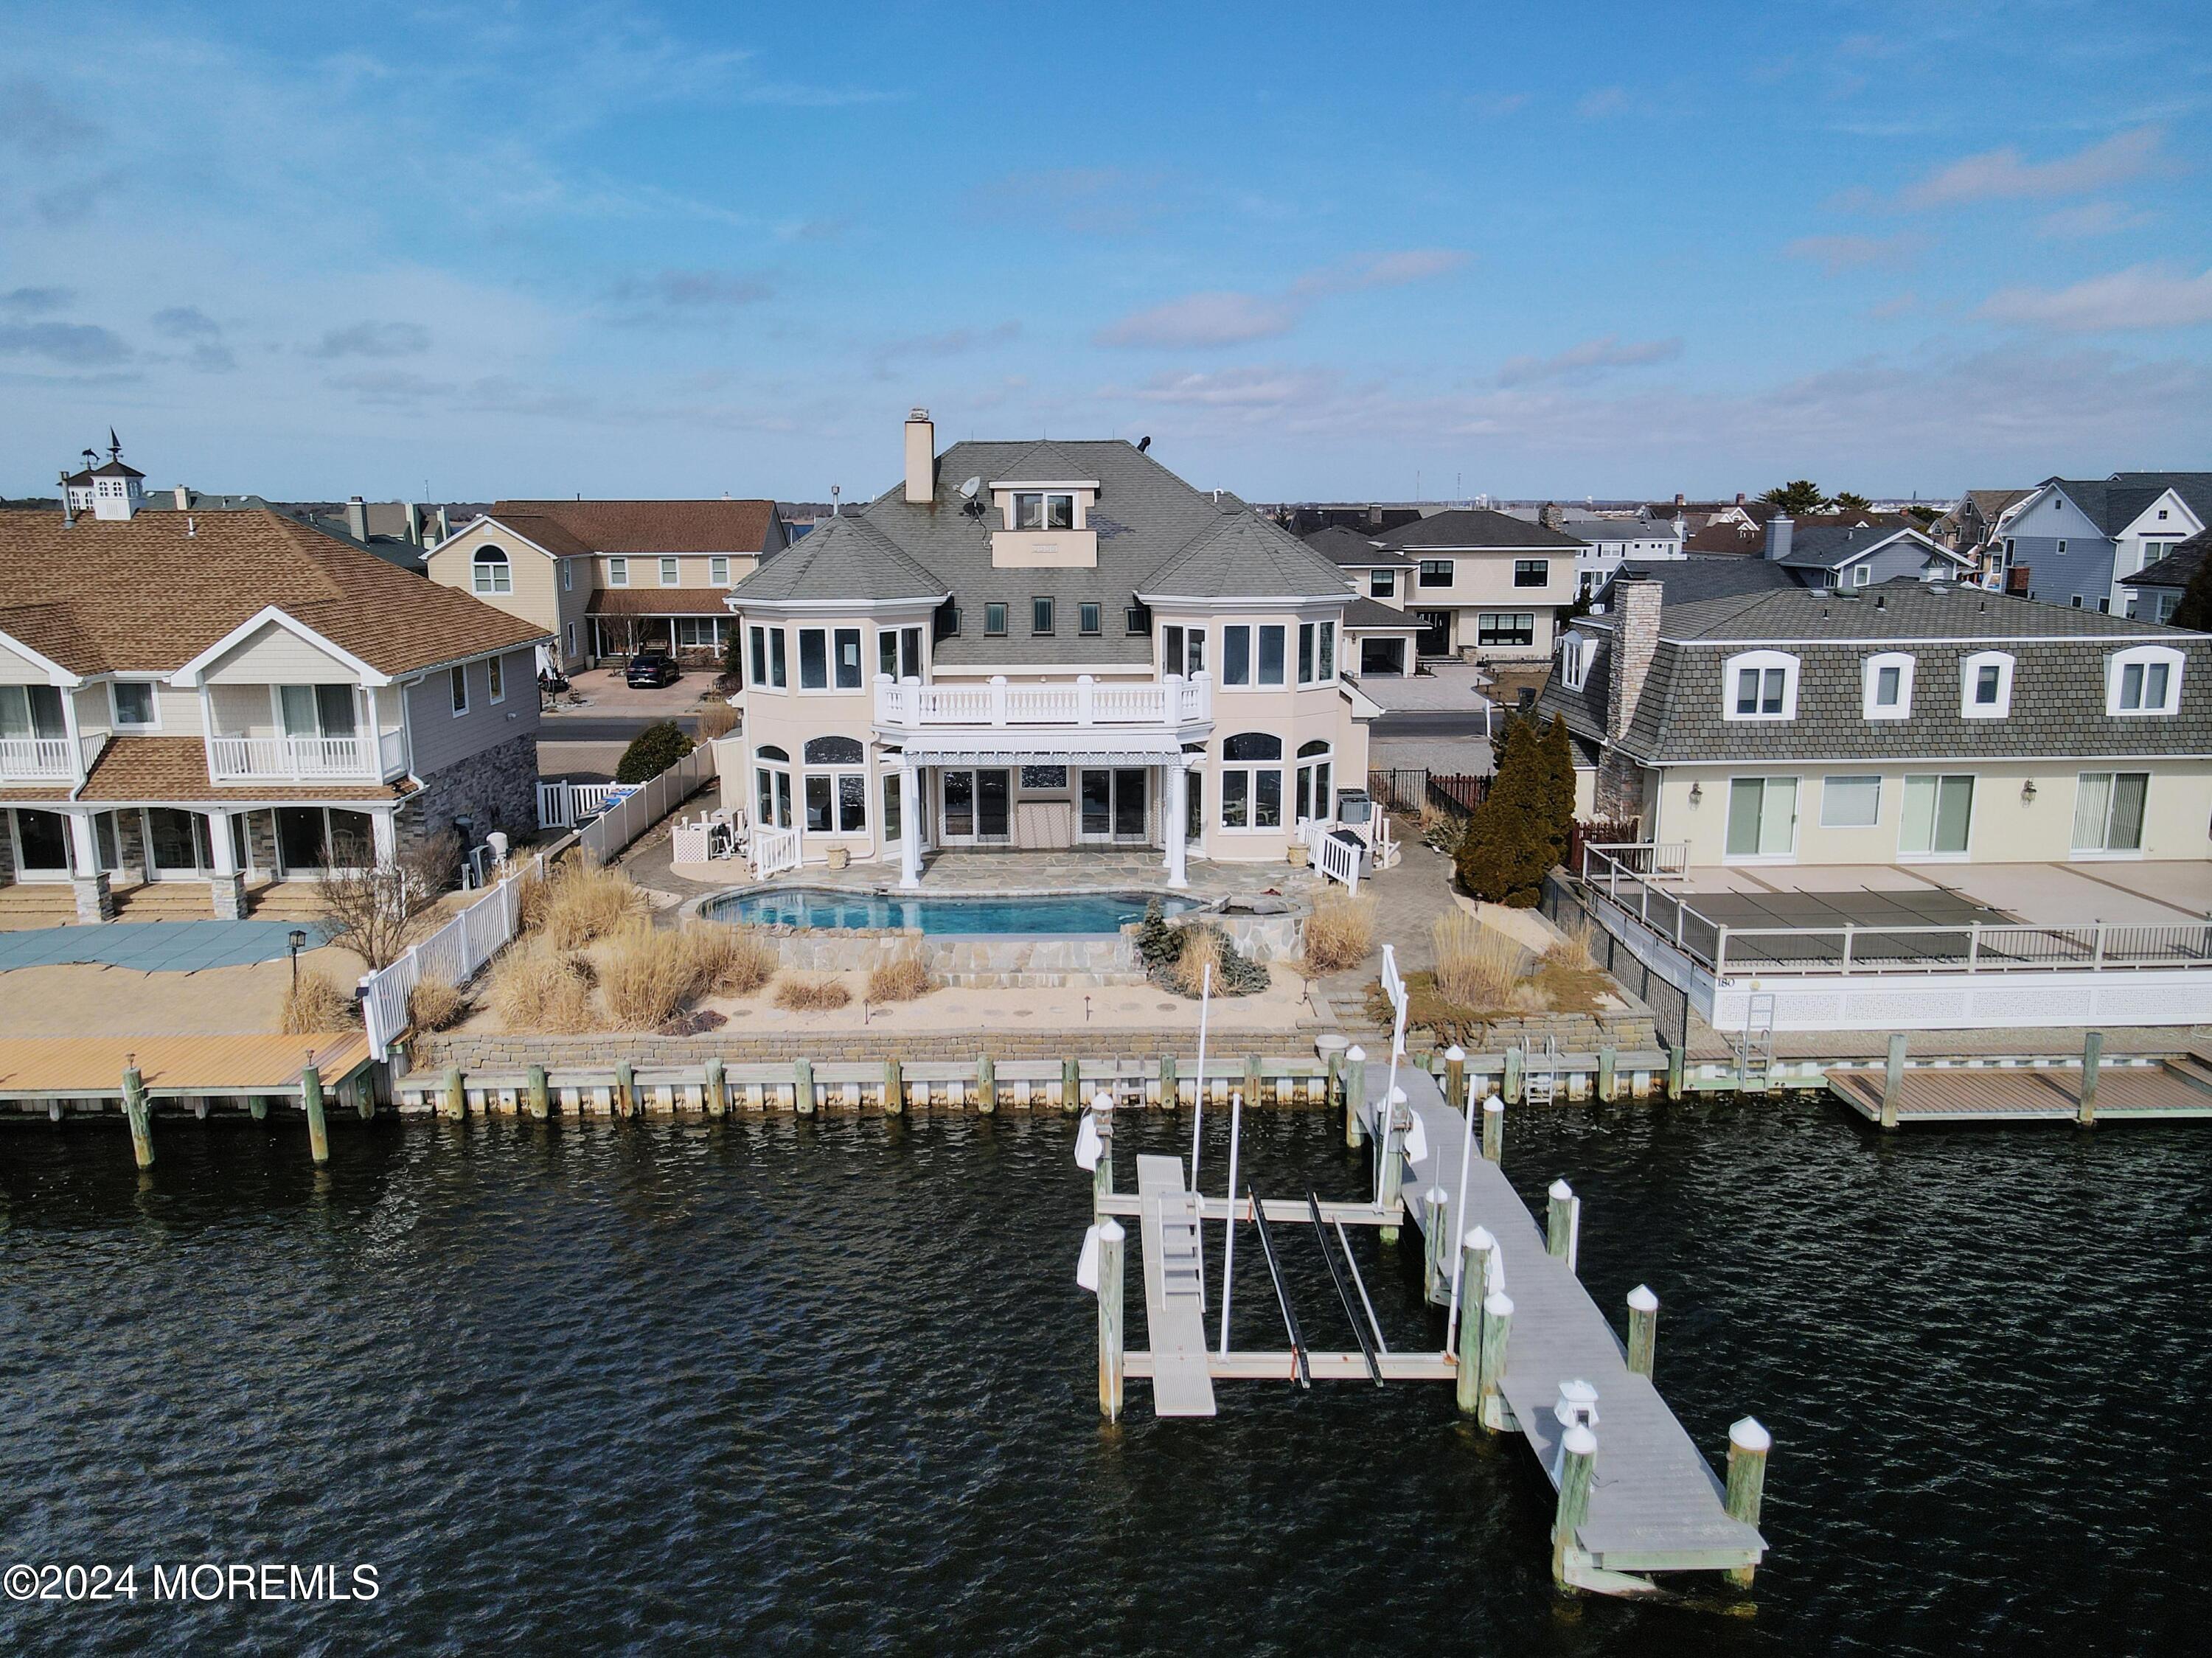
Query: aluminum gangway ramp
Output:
[[1133, 1154, 1217, 1418], [1363, 1066, 1764, 1578]]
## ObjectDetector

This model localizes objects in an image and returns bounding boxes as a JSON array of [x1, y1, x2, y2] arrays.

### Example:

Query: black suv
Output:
[[626, 652, 681, 688]]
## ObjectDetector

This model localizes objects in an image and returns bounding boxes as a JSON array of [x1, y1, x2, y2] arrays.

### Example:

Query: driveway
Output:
[[541, 667, 732, 742], [1354, 661, 1495, 714]]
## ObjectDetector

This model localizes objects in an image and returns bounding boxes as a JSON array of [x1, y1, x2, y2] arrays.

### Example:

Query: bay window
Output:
[[1220, 732, 1283, 829], [802, 736, 867, 835]]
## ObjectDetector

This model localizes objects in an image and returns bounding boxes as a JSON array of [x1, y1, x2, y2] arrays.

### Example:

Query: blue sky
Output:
[[2, 0, 2208, 503]]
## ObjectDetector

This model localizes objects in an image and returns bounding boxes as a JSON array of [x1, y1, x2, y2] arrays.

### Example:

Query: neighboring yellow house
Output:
[[424, 499, 787, 675], [722, 411, 1381, 885]]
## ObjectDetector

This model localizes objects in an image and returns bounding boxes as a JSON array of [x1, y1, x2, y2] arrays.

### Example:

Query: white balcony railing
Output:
[[872, 671, 1211, 731], [0, 735, 75, 781], [210, 734, 375, 780]]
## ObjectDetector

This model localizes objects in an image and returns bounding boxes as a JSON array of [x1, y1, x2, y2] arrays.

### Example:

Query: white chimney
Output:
[[903, 408, 936, 505], [1764, 514, 1794, 562], [174, 484, 190, 509], [345, 495, 369, 541]]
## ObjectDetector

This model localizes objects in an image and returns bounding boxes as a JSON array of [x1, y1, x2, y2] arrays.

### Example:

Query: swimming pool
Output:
[[703, 888, 1200, 935]]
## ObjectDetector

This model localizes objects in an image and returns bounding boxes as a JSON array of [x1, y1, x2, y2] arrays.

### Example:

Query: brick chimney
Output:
[[1605, 573, 1661, 744], [903, 408, 936, 505], [1539, 501, 1565, 531], [1764, 513, 1794, 562]]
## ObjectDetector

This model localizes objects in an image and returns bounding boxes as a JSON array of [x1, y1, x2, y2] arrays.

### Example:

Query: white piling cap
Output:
[[1627, 1283, 1659, 1313], [1484, 1291, 1514, 1316], [1562, 1423, 1598, 1457], [1483, 1094, 1503, 1112], [1098, 1219, 1125, 1243], [1465, 1225, 1496, 1253], [1444, 1044, 1465, 1061], [1425, 1185, 1448, 1204], [1346, 1044, 1367, 1062], [1090, 1091, 1115, 1113], [1388, 1084, 1407, 1104], [1548, 1177, 1573, 1199], [1730, 1416, 1771, 1454]]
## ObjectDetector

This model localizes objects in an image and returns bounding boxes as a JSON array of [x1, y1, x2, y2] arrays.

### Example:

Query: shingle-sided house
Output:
[[2121, 529, 2211, 625], [1543, 572, 2212, 867], [1, 487, 548, 922], [720, 411, 1379, 885], [1368, 508, 1585, 661], [425, 498, 788, 673]]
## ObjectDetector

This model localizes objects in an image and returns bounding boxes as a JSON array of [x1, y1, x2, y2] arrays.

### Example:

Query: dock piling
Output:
[[1597, 1045, 1617, 1103], [1665, 1043, 1683, 1101], [1421, 1185, 1447, 1302], [702, 1057, 726, 1118], [1244, 1053, 1262, 1108], [1552, 1423, 1599, 1588], [302, 1060, 329, 1166], [1444, 1045, 1466, 1107], [615, 1060, 637, 1118], [2078, 1031, 2102, 1127], [248, 1095, 268, 1122], [1481, 1093, 1503, 1162], [883, 1056, 904, 1115], [1454, 1230, 1489, 1415], [1067, 1055, 1085, 1111], [1098, 1217, 1125, 1422], [1880, 1034, 1906, 1131], [1546, 1179, 1578, 1268], [792, 1058, 814, 1115], [1091, 1092, 1114, 1207], [529, 1064, 551, 1121], [442, 1065, 465, 1122], [1503, 1045, 1523, 1105], [1377, 1085, 1406, 1243], [1626, 1284, 1658, 1379], [122, 1062, 153, 1171], [1724, 1418, 1771, 1586], [1343, 1046, 1367, 1146], [1478, 1290, 1512, 1431]]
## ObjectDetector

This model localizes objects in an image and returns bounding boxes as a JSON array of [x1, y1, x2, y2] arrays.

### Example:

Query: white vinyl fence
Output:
[[361, 871, 525, 1053], [579, 742, 718, 865], [538, 780, 627, 829]]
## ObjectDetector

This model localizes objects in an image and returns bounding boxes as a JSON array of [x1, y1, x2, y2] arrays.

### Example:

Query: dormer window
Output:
[[2109, 644, 2183, 715], [1014, 492, 1076, 531], [1863, 652, 1913, 720], [1724, 650, 1798, 721], [1961, 651, 2014, 718]]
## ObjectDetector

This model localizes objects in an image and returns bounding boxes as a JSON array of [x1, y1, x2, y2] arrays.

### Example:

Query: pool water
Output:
[[703, 888, 1199, 934]]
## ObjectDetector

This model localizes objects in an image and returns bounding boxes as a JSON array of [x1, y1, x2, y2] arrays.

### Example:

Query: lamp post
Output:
[[288, 927, 307, 996]]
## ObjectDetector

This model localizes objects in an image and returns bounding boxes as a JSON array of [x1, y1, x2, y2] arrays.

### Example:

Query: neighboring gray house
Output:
[[1998, 473, 2212, 616], [1762, 518, 1972, 589], [2121, 529, 2211, 626]]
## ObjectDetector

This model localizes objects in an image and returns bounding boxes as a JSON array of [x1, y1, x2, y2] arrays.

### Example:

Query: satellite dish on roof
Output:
[[958, 476, 981, 501]]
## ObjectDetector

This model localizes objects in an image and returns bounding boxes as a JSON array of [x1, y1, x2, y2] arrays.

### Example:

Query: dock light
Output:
[[288, 927, 308, 994]]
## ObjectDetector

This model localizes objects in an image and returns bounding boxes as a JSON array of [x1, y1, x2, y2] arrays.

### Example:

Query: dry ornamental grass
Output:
[[279, 972, 357, 1035], [406, 975, 467, 1033], [681, 923, 775, 997], [487, 939, 596, 1032], [695, 701, 739, 741], [1171, 927, 1222, 999], [1300, 891, 1377, 975], [538, 863, 644, 950], [1430, 911, 1525, 1011], [599, 919, 698, 1030], [773, 975, 851, 1011], [866, 951, 933, 1003]]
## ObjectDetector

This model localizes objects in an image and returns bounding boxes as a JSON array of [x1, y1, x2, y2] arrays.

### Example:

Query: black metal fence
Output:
[[1367, 767, 1491, 818]]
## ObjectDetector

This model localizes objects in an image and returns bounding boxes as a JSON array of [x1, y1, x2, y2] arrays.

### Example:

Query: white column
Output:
[[1165, 762, 1189, 889], [372, 808, 397, 865], [899, 762, 922, 890], [68, 810, 100, 874], [206, 808, 237, 876]]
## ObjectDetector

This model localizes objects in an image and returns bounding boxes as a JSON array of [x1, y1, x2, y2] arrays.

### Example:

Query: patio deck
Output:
[[1673, 860, 2212, 930]]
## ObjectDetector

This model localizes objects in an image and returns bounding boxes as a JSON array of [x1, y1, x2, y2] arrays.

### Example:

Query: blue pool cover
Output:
[[704, 889, 1199, 936], [0, 920, 333, 972]]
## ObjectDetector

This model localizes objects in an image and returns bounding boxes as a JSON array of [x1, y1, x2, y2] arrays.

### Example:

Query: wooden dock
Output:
[[1133, 1154, 1217, 1417], [1829, 1053, 2212, 1125], [1360, 1062, 1767, 1584], [0, 1031, 372, 1101]]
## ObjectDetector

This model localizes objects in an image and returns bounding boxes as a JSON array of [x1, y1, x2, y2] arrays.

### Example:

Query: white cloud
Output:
[[1980, 264, 2212, 331], [1095, 293, 1300, 349], [2034, 201, 2154, 240], [1495, 335, 1683, 387], [1784, 233, 1926, 274], [1899, 127, 2163, 210], [1293, 249, 1471, 297]]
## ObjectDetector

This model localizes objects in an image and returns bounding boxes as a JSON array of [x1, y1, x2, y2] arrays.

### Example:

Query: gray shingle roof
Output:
[[1342, 596, 1423, 631], [726, 514, 945, 604], [1593, 557, 1809, 610], [2048, 472, 2212, 535], [1377, 508, 1587, 551], [1142, 508, 1351, 603], [2123, 528, 2211, 591], [1656, 579, 2179, 644], [1302, 524, 1413, 567], [1777, 524, 1961, 571]]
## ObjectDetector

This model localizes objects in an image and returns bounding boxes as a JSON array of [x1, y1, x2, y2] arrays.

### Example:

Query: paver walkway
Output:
[[0, 920, 330, 972]]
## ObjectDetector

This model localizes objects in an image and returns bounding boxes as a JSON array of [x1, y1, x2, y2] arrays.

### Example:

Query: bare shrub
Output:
[[539, 863, 644, 950], [1430, 911, 1523, 1010], [681, 923, 775, 997], [314, 832, 458, 969], [1172, 926, 1222, 998], [599, 921, 697, 1031], [487, 939, 594, 1032], [406, 975, 467, 1033], [1543, 920, 1598, 974], [773, 974, 851, 1011], [515, 865, 553, 935], [280, 972, 356, 1034], [866, 951, 933, 1003], [695, 700, 739, 741], [1300, 891, 1377, 975]]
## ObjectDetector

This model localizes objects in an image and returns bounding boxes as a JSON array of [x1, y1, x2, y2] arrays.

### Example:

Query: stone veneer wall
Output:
[[0, 821, 14, 885], [397, 731, 540, 859]]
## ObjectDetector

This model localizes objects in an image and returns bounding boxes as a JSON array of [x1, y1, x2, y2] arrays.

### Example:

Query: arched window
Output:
[[757, 745, 789, 763], [804, 736, 863, 765], [1295, 739, 1334, 824], [1220, 731, 1283, 830], [471, 545, 511, 594]]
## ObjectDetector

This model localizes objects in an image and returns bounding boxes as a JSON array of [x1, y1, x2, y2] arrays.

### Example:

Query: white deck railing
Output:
[[360, 869, 526, 1052], [209, 733, 399, 781], [751, 824, 801, 879], [537, 780, 628, 829], [0, 735, 75, 780], [1301, 816, 1364, 894], [1577, 842, 2212, 979], [874, 671, 1211, 730]]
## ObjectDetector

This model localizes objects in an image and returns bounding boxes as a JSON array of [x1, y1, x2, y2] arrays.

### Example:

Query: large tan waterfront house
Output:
[[719, 411, 1385, 887], [423, 498, 788, 674], [1, 455, 548, 922]]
